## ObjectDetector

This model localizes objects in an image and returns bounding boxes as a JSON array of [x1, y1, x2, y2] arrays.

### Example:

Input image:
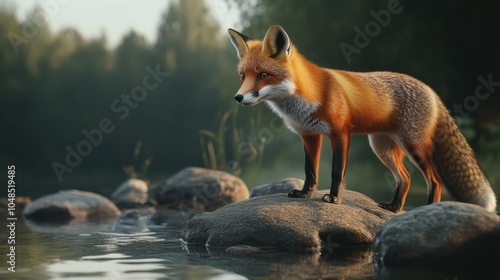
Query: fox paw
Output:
[[288, 189, 309, 198], [378, 202, 401, 213], [321, 194, 340, 204]]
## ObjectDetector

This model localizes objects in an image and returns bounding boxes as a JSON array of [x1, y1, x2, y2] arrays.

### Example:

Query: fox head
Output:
[[228, 24, 296, 106]]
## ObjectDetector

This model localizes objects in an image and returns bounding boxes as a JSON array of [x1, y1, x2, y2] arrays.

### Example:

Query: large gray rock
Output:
[[250, 178, 303, 198], [149, 167, 249, 212], [23, 190, 121, 222], [182, 190, 395, 251], [374, 201, 500, 268], [111, 178, 150, 209]]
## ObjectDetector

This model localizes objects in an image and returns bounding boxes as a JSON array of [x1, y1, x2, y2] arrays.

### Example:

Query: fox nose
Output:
[[234, 94, 243, 103]]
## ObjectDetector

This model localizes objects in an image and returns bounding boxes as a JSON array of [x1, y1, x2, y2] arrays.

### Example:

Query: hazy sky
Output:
[[9, 0, 240, 47]]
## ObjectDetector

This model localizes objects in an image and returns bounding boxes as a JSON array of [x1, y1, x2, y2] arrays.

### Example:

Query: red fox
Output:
[[228, 24, 497, 213]]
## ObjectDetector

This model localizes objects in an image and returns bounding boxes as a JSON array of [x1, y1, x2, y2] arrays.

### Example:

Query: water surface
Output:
[[0, 218, 491, 280], [0, 218, 378, 279]]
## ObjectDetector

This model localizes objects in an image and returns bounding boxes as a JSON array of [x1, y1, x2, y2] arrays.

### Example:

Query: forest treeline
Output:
[[1, 0, 238, 195], [1, 0, 499, 198]]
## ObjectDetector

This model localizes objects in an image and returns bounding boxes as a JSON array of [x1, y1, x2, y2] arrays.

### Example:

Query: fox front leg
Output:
[[321, 133, 350, 204], [288, 134, 322, 198]]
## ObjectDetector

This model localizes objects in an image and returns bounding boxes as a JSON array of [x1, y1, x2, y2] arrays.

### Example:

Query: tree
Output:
[[146, 0, 229, 171]]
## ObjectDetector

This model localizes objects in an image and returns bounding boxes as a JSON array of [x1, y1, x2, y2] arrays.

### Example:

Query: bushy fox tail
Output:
[[432, 103, 497, 212]]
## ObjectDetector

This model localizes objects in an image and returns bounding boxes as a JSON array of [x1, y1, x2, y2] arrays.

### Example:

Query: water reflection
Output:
[[24, 218, 117, 234], [1, 219, 248, 280], [183, 243, 375, 279], [46, 254, 168, 280]]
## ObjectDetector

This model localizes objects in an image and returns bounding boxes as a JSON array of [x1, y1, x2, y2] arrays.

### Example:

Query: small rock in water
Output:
[[250, 178, 303, 198], [149, 167, 249, 212], [117, 208, 155, 225], [23, 190, 121, 222], [151, 208, 199, 227], [111, 178, 150, 209]]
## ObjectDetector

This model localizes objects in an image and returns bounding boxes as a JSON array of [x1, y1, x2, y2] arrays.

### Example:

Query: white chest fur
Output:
[[266, 95, 331, 135]]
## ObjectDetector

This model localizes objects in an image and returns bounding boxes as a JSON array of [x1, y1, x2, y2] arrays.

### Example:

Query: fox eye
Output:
[[260, 72, 268, 79], [240, 73, 245, 81]]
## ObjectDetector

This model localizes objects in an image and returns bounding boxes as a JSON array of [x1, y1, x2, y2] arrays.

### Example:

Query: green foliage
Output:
[[123, 141, 153, 180], [200, 111, 234, 173], [199, 105, 269, 186]]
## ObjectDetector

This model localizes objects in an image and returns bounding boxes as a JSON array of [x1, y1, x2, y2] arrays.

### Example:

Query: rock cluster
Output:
[[24, 167, 249, 226]]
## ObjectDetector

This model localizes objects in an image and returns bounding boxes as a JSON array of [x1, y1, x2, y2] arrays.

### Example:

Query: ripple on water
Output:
[[46, 253, 169, 280]]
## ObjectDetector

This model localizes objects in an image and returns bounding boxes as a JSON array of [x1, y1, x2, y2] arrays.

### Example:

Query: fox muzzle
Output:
[[234, 94, 244, 103]]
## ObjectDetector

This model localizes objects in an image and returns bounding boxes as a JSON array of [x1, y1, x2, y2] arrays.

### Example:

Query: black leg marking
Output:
[[289, 134, 321, 199], [288, 151, 316, 198], [323, 135, 349, 204]]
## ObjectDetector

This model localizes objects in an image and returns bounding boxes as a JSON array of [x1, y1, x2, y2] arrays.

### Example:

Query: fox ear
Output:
[[262, 24, 291, 59], [228, 28, 251, 59]]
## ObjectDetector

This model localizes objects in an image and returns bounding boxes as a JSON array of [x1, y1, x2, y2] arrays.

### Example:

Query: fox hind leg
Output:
[[369, 134, 411, 213], [401, 140, 443, 205]]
